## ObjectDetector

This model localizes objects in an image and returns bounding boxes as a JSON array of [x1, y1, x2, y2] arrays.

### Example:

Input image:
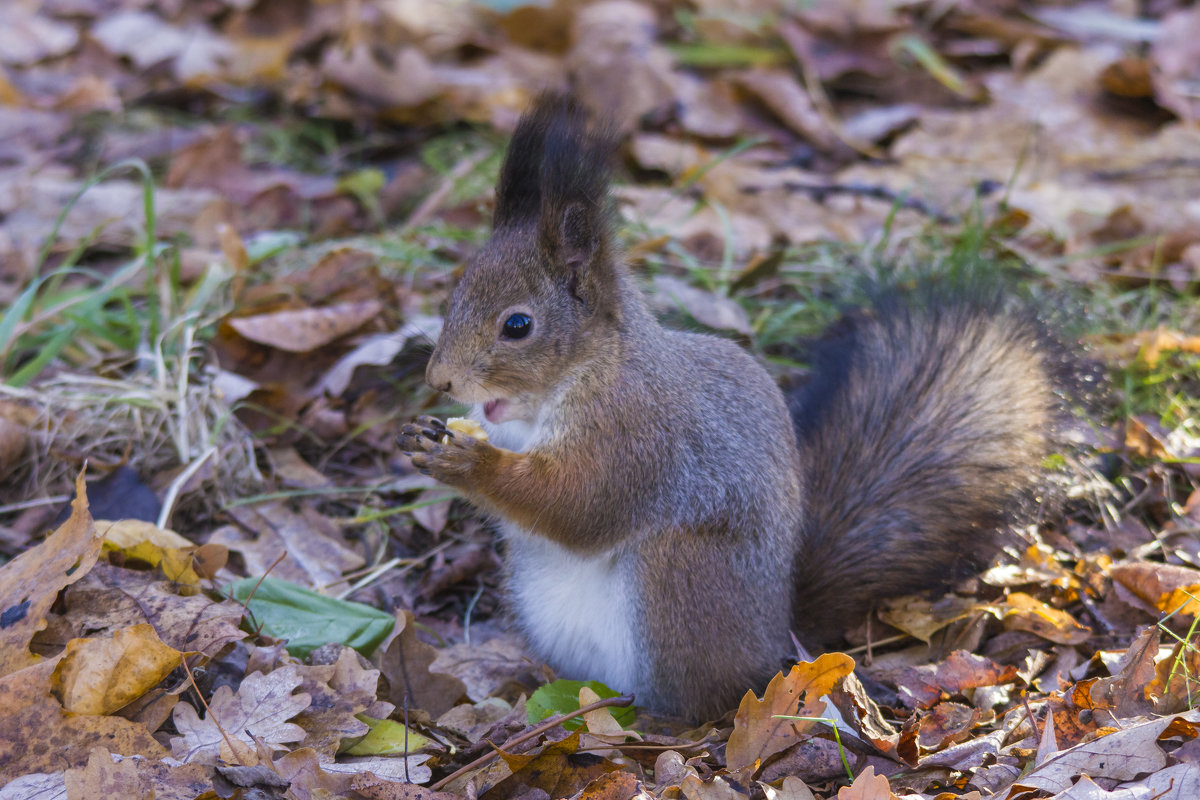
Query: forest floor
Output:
[[1, 1, 1199, 798]]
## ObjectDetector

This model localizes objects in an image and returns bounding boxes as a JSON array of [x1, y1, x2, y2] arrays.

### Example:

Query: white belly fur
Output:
[[502, 523, 640, 695], [473, 406, 642, 696]]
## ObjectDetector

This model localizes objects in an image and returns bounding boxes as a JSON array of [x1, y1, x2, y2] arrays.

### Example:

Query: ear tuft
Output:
[[493, 93, 616, 253]]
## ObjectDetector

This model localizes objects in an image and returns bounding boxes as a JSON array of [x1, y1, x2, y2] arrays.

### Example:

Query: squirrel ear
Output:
[[552, 201, 605, 303]]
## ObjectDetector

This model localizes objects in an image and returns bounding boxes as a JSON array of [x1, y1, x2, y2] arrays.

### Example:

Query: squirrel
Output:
[[398, 93, 1083, 721]]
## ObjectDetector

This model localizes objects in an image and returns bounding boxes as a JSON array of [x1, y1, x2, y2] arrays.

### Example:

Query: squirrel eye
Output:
[[501, 313, 532, 340]]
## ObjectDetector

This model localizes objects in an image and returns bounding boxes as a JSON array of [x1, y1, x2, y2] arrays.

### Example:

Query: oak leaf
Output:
[[726, 653, 855, 773], [170, 665, 311, 765], [836, 765, 894, 800]]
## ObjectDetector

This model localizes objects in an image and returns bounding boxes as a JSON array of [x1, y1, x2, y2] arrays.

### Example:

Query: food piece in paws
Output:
[[445, 417, 488, 443]]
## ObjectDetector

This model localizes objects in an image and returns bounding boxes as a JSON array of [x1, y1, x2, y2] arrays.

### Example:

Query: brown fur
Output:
[[399, 94, 1077, 720]]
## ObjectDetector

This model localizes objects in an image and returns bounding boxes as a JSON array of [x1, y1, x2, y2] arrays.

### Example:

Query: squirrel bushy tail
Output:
[[789, 284, 1081, 645]]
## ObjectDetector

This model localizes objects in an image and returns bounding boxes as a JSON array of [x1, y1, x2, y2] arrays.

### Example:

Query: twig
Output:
[[181, 654, 253, 767], [741, 180, 958, 224], [429, 694, 634, 792], [403, 150, 489, 230]]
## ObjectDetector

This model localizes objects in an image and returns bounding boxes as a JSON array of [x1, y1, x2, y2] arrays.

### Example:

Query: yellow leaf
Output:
[[341, 715, 432, 755], [98, 519, 192, 550], [53, 624, 185, 715], [726, 653, 855, 773]]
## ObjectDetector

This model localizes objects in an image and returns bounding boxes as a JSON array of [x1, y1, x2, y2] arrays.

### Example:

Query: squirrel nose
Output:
[[426, 361, 453, 395]]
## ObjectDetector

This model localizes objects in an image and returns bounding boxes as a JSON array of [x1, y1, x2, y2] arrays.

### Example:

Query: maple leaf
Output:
[[170, 665, 311, 765], [726, 653, 855, 773]]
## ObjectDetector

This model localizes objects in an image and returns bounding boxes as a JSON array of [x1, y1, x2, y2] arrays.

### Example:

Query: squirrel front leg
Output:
[[398, 416, 624, 552]]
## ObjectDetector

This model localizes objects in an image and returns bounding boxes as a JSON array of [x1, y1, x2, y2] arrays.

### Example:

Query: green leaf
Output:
[[341, 715, 432, 756], [229, 576, 395, 658], [526, 679, 635, 730]]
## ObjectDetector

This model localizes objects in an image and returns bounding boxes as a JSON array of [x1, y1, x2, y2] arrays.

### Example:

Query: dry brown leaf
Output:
[[915, 702, 980, 752], [836, 765, 894, 799], [492, 729, 621, 800], [379, 609, 466, 717], [761, 776, 817, 800], [1083, 626, 1159, 719], [226, 300, 383, 354], [0, 6, 78, 66], [680, 773, 750, 800], [293, 647, 391, 756], [170, 664, 312, 765], [886, 651, 1019, 710], [566, 0, 675, 133], [877, 594, 983, 643], [62, 746, 213, 800], [0, 658, 169, 783], [726, 653, 855, 773], [52, 623, 185, 715], [1109, 562, 1200, 616], [734, 69, 835, 149], [652, 275, 753, 336], [0, 472, 100, 679], [209, 501, 366, 592], [273, 745, 436, 797], [63, 562, 246, 657], [1016, 712, 1189, 793]]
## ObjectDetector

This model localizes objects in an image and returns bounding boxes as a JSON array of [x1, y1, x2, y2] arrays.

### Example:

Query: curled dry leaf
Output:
[[0, 472, 100, 679], [52, 623, 186, 715]]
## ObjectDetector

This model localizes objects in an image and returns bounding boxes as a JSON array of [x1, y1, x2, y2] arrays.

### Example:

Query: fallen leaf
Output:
[[1016, 712, 1187, 793], [210, 501, 366, 592], [52, 623, 185, 715], [653, 275, 753, 336], [379, 609, 466, 717], [836, 765, 894, 799], [0, 472, 100, 678], [226, 300, 383, 353], [63, 562, 246, 657], [170, 665, 312, 765], [0, 6, 77, 66], [62, 746, 212, 800], [492, 729, 620, 800], [993, 592, 1091, 645], [726, 653, 855, 772], [0, 658, 169, 783]]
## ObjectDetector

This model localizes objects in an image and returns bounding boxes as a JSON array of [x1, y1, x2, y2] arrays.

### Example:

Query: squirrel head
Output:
[[426, 93, 622, 425]]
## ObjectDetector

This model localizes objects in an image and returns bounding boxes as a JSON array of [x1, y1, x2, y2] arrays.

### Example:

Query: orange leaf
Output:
[[726, 653, 855, 772]]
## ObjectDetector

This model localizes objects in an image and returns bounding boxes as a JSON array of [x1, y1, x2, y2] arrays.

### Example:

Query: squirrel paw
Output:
[[398, 415, 487, 485]]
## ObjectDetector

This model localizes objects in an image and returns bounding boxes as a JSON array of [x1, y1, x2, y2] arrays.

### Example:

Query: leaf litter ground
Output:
[[1, 1, 1200, 798]]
